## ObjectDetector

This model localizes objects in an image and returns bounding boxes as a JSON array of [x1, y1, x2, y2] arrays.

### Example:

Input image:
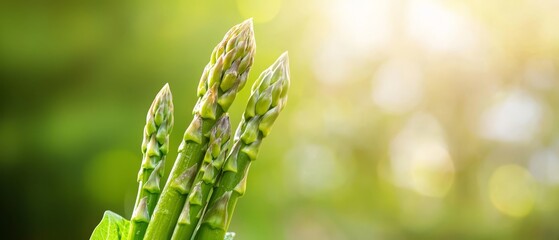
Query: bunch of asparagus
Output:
[[90, 19, 290, 240]]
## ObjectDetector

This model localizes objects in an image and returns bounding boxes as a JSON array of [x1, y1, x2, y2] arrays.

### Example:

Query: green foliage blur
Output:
[[1, 0, 559, 239]]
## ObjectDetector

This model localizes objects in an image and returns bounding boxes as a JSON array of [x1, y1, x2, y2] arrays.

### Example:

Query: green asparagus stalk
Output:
[[170, 115, 232, 240], [144, 19, 256, 240], [128, 83, 174, 240], [194, 52, 290, 240]]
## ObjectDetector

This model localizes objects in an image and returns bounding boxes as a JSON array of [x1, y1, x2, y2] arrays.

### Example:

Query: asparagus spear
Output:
[[194, 52, 290, 240], [128, 83, 174, 240], [170, 115, 231, 240], [144, 19, 256, 240]]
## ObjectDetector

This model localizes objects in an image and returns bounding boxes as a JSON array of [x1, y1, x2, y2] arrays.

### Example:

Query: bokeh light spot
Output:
[[410, 144, 454, 197], [390, 113, 455, 197], [313, 38, 356, 85], [284, 143, 347, 196], [372, 58, 423, 113], [529, 148, 559, 185], [479, 90, 543, 142], [489, 164, 535, 218], [236, 0, 282, 23]]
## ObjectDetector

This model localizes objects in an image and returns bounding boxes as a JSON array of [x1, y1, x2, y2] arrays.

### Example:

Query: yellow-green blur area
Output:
[[1, 0, 559, 239]]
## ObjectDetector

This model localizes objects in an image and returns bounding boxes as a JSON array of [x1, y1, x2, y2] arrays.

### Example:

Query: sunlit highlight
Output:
[[313, 0, 392, 85], [406, 0, 478, 53], [489, 164, 535, 218]]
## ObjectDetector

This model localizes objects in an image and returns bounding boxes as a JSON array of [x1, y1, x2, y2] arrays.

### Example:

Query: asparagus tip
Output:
[[276, 51, 290, 85], [278, 51, 288, 62], [158, 83, 172, 98], [151, 84, 173, 116], [240, 18, 253, 28], [238, 18, 255, 48], [237, 18, 254, 36], [266, 52, 291, 98]]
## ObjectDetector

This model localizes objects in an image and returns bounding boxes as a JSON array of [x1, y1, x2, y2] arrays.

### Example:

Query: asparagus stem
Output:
[[128, 84, 174, 240], [194, 52, 290, 240], [170, 116, 231, 240], [144, 19, 255, 240]]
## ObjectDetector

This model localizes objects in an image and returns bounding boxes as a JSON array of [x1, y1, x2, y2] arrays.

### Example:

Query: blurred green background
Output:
[[1, 0, 559, 239]]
